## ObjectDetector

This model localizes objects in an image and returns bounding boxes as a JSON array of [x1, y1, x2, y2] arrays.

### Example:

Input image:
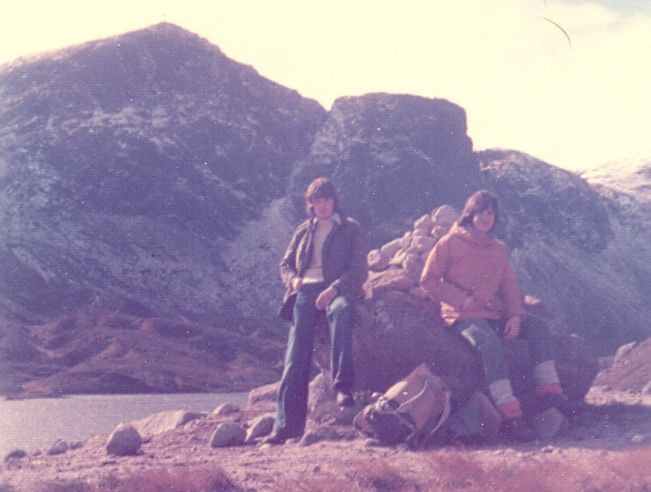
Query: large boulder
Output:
[[314, 290, 598, 403], [106, 424, 142, 456], [288, 93, 479, 246], [594, 336, 651, 392]]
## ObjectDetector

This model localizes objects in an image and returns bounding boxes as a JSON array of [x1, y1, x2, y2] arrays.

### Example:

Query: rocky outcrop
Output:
[[0, 22, 326, 324], [479, 150, 651, 352], [581, 158, 651, 204], [312, 202, 599, 401], [0, 308, 283, 397], [595, 337, 651, 392], [1, 23, 651, 400], [288, 93, 479, 246]]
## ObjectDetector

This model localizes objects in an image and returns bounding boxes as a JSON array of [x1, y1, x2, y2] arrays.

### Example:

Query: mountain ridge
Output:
[[1, 23, 650, 396]]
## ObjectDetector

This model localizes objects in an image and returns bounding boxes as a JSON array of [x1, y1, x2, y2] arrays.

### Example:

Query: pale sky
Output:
[[1, 0, 650, 171]]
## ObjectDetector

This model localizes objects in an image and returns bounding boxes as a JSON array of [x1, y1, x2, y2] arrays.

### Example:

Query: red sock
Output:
[[536, 383, 563, 396], [497, 399, 523, 420]]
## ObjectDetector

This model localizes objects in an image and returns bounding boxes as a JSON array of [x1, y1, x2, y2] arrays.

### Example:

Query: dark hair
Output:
[[304, 177, 339, 216], [457, 190, 499, 232]]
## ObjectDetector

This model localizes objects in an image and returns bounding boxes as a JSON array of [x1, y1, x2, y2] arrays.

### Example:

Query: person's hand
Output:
[[291, 276, 303, 292], [315, 286, 338, 310], [503, 316, 521, 339], [462, 295, 478, 311]]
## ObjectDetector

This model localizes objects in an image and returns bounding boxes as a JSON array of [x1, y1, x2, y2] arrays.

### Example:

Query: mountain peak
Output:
[[1, 22, 222, 71]]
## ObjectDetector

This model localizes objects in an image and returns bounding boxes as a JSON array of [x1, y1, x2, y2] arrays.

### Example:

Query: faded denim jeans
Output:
[[275, 282, 355, 437], [452, 316, 554, 385]]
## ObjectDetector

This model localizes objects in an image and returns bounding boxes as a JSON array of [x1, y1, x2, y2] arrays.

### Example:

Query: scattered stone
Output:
[[430, 225, 449, 240], [212, 402, 241, 416], [411, 235, 436, 253], [402, 254, 423, 278], [399, 231, 413, 248], [431, 205, 458, 226], [245, 415, 275, 443], [365, 438, 384, 447], [380, 238, 403, 258], [313, 465, 321, 473], [366, 269, 414, 295], [4, 449, 27, 462], [47, 439, 69, 456], [614, 342, 638, 364], [367, 249, 391, 271], [413, 214, 433, 232], [69, 441, 84, 450], [532, 408, 568, 440], [307, 373, 336, 412], [133, 410, 206, 438], [210, 423, 246, 448], [541, 445, 555, 453], [631, 434, 646, 444], [106, 424, 142, 456]]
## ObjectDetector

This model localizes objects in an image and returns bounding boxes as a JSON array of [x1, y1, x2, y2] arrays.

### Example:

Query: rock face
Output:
[[313, 204, 599, 401], [288, 93, 479, 245], [479, 150, 651, 352], [1, 22, 650, 398], [581, 158, 651, 204], [314, 291, 597, 402], [0, 22, 326, 323], [595, 336, 651, 392], [0, 308, 283, 397]]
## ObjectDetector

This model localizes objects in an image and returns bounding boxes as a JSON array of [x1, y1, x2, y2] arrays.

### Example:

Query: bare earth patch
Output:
[[1, 385, 650, 491]]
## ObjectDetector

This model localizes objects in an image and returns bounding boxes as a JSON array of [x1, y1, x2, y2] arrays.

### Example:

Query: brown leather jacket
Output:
[[278, 212, 368, 320]]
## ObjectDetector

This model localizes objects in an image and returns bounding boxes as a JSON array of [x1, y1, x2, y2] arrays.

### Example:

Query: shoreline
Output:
[[2, 385, 651, 491]]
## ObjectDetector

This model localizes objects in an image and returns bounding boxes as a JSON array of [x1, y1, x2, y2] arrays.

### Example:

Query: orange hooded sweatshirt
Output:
[[419, 224, 525, 326]]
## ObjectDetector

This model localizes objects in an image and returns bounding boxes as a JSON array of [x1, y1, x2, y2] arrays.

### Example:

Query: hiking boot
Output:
[[336, 389, 355, 407], [501, 418, 537, 442], [536, 393, 586, 418], [261, 430, 298, 445]]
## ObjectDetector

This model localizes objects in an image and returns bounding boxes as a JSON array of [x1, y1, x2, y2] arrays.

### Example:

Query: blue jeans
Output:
[[275, 282, 355, 437], [452, 316, 553, 385]]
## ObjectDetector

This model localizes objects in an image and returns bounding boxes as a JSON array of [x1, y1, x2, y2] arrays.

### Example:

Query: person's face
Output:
[[472, 207, 495, 234], [312, 196, 335, 220]]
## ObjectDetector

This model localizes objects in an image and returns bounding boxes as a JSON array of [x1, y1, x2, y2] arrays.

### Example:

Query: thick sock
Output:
[[497, 399, 523, 420], [533, 360, 560, 387], [534, 360, 564, 396], [489, 379, 523, 419], [536, 382, 564, 396], [488, 379, 517, 406]]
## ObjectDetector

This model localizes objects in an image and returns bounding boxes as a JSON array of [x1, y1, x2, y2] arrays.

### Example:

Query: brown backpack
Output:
[[354, 363, 452, 448]]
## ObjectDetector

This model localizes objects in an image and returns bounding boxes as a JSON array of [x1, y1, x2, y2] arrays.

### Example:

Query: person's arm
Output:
[[420, 236, 472, 309], [329, 222, 369, 295], [499, 255, 525, 338], [279, 225, 305, 290]]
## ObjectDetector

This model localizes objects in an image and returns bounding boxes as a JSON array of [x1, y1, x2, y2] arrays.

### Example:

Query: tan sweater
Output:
[[302, 217, 336, 284], [419, 224, 524, 326]]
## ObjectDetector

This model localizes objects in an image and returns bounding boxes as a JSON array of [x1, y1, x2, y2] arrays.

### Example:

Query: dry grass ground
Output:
[[1, 386, 649, 491]]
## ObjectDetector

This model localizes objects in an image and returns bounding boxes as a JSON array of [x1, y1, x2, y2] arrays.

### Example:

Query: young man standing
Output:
[[264, 177, 368, 445]]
